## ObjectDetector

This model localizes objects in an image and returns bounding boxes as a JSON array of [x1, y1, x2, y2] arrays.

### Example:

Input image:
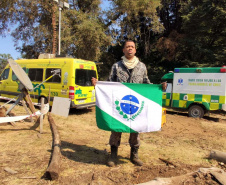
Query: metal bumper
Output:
[[71, 101, 96, 109]]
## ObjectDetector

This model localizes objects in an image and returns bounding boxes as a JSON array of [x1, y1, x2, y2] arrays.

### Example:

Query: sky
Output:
[[0, 35, 21, 60], [0, 0, 111, 60]]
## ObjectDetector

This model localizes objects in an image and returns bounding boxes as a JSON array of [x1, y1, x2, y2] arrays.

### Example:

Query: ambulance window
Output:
[[12, 67, 27, 81], [0, 68, 9, 80], [45, 68, 61, 83], [75, 69, 97, 86], [28, 68, 43, 82]]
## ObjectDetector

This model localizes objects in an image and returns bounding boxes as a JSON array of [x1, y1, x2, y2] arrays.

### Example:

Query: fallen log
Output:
[[46, 113, 61, 180], [209, 150, 226, 163]]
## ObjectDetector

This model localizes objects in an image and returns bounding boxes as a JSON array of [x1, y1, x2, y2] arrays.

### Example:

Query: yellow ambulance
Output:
[[0, 54, 98, 109]]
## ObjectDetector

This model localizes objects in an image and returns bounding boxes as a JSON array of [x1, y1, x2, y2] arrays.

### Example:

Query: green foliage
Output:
[[158, 0, 184, 35], [98, 50, 118, 80], [0, 53, 12, 72], [62, 7, 111, 61], [0, 0, 110, 60], [155, 0, 226, 76], [104, 0, 163, 51], [179, 0, 226, 66], [0, 0, 225, 82], [0, 0, 55, 58]]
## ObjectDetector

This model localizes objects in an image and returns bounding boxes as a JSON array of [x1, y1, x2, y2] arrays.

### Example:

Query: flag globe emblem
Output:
[[120, 95, 139, 115]]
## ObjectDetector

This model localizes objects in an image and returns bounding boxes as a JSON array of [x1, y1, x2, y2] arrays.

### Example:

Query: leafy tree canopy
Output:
[[0, 0, 225, 82], [0, 0, 111, 60], [0, 53, 12, 72], [156, 0, 226, 70], [179, 0, 226, 66]]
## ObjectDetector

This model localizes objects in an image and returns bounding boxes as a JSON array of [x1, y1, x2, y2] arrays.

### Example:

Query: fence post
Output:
[[40, 97, 44, 133]]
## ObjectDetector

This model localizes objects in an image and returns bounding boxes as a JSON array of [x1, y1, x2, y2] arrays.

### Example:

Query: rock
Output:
[[4, 167, 18, 174]]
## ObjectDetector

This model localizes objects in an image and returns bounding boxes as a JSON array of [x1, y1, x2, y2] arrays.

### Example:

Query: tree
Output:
[[158, 0, 184, 36], [0, 54, 12, 72], [97, 0, 166, 81], [0, 0, 111, 60], [155, 0, 226, 71], [0, 0, 55, 58], [61, 0, 111, 61], [155, 0, 186, 70], [179, 0, 226, 67], [104, 0, 164, 55]]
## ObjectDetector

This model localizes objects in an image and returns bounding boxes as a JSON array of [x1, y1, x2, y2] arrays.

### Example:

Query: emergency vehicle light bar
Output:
[[174, 69, 180, 73], [174, 67, 226, 73], [220, 68, 226, 73]]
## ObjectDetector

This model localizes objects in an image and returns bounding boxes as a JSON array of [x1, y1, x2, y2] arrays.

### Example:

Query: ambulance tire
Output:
[[38, 96, 48, 105], [188, 105, 204, 118]]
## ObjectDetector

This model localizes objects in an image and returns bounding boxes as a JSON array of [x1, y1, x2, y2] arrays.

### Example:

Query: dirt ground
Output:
[[0, 103, 226, 185]]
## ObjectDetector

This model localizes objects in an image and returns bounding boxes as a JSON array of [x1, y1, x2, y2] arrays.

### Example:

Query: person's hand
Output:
[[91, 77, 98, 86], [161, 81, 167, 91]]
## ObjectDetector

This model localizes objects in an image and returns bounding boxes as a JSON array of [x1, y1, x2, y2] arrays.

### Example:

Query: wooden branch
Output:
[[19, 176, 36, 179], [159, 158, 176, 167], [209, 150, 226, 163], [46, 113, 61, 180], [23, 89, 38, 119], [21, 100, 33, 122], [105, 12, 123, 28]]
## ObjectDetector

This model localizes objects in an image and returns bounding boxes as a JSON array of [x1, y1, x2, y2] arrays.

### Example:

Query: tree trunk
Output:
[[52, 4, 57, 54], [209, 150, 226, 163]]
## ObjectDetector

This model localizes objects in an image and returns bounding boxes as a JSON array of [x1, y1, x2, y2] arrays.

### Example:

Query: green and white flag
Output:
[[95, 81, 162, 133]]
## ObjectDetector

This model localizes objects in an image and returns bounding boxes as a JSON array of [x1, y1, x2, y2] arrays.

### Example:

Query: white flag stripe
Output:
[[96, 81, 162, 133], [121, 100, 139, 106]]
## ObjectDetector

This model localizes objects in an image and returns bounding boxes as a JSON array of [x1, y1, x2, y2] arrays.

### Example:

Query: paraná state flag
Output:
[[95, 81, 162, 133]]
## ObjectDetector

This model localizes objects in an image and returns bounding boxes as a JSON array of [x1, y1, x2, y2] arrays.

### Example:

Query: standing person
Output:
[[92, 40, 166, 167]]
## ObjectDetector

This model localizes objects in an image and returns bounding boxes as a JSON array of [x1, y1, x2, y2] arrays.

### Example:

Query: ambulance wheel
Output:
[[38, 96, 48, 104], [188, 105, 204, 118]]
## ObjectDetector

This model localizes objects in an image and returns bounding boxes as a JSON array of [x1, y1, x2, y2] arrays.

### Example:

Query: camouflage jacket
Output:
[[107, 60, 151, 84]]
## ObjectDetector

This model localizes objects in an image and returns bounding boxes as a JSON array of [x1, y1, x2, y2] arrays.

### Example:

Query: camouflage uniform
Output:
[[107, 60, 151, 148]]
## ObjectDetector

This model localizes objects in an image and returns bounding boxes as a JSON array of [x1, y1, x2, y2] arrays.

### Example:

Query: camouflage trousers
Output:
[[109, 132, 140, 148]]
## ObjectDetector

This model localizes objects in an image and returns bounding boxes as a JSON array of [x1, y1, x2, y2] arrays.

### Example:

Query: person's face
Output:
[[123, 41, 136, 60]]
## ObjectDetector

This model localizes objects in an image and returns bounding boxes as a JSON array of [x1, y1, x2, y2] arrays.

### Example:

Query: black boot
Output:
[[130, 147, 143, 166], [107, 146, 118, 167]]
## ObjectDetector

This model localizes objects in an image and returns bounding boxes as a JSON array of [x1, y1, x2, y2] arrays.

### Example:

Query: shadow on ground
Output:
[[69, 108, 93, 115], [166, 110, 221, 122], [60, 140, 127, 166]]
